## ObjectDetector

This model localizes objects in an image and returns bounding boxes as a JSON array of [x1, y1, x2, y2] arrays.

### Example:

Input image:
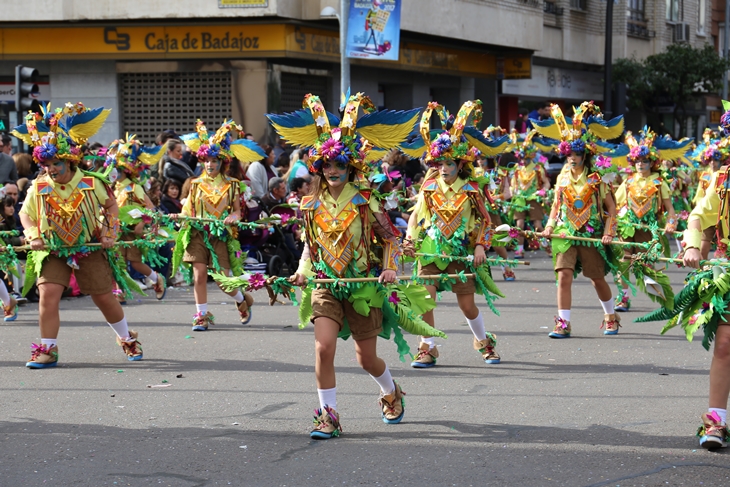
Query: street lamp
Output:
[[321, 1, 350, 105]]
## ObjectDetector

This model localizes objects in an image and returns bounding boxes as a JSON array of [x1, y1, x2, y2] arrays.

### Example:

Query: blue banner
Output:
[[345, 0, 401, 61]]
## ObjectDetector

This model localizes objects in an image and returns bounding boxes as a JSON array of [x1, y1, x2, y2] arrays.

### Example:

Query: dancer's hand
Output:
[[100, 237, 115, 249], [290, 273, 308, 287], [601, 233, 613, 245], [133, 222, 145, 235], [402, 239, 415, 258], [30, 238, 45, 251], [474, 245, 486, 266], [224, 212, 241, 225], [167, 213, 179, 220], [683, 248, 701, 269], [542, 226, 553, 238], [379, 269, 397, 284]]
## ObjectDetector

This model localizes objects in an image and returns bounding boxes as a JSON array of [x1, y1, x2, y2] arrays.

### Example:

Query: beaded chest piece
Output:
[[197, 179, 231, 218], [423, 179, 476, 239], [626, 176, 659, 219], [559, 174, 598, 230], [37, 177, 95, 245], [516, 168, 538, 192]]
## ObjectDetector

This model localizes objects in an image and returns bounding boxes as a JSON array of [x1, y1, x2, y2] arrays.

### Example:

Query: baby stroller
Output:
[[241, 199, 300, 277]]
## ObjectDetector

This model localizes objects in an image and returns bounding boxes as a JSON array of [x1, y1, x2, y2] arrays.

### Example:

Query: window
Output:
[[698, 0, 706, 34], [666, 0, 679, 22], [628, 0, 644, 21]]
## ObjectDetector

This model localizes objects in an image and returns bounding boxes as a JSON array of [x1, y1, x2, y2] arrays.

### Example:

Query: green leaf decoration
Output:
[[476, 264, 505, 298], [23, 250, 49, 296], [298, 286, 313, 328], [171, 224, 192, 277]]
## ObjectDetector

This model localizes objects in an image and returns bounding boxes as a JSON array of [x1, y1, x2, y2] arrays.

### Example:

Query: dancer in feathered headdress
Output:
[[172, 119, 265, 330], [269, 92, 443, 439], [105, 135, 168, 302], [13, 103, 145, 368], [533, 102, 624, 338], [609, 127, 692, 312], [402, 100, 510, 370], [636, 101, 730, 450]]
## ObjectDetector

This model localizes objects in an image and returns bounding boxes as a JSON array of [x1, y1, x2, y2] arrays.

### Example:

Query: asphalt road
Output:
[[0, 251, 728, 487]]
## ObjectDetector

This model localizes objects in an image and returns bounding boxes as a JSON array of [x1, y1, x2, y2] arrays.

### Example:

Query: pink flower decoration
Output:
[[558, 141, 572, 156], [536, 189, 546, 197], [248, 273, 266, 291], [388, 291, 401, 305], [595, 155, 612, 169], [508, 228, 520, 238], [678, 210, 689, 220], [585, 224, 594, 234], [320, 138, 343, 159]]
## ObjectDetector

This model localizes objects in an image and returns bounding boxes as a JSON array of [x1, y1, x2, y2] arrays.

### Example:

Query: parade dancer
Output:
[[13, 103, 143, 367], [611, 129, 689, 312], [108, 136, 167, 301], [691, 131, 727, 259], [269, 92, 435, 439], [402, 100, 509, 368], [534, 103, 624, 338], [172, 120, 265, 331], [509, 130, 551, 258]]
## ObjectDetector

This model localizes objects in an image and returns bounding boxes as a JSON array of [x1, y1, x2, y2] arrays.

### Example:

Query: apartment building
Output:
[[0, 0, 715, 143]]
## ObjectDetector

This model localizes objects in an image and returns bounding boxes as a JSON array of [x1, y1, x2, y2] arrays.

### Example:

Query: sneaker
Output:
[[474, 333, 500, 364], [152, 274, 166, 300], [116, 330, 143, 361], [236, 293, 254, 325], [192, 311, 214, 331], [698, 412, 729, 449], [11, 292, 27, 306], [514, 249, 524, 259], [310, 405, 342, 439], [3, 296, 18, 321], [548, 317, 571, 338], [502, 268, 516, 281], [26, 343, 58, 368], [379, 381, 405, 424], [410, 342, 438, 368], [614, 292, 630, 312], [601, 314, 621, 335]]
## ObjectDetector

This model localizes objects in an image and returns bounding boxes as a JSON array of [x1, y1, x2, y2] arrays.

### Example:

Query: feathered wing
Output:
[[181, 132, 202, 153], [530, 118, 564, 141], [64, 107, 111, 143], [364, 148, 388, 163], [532, 135, 558, 154], [655, 137, 695, 162], [398, 139, 427, 160], [586, 115, 625, 141], [267, 110, 340, 148], [230, 139, 267, 163], [11, 122, 50, 145], [462, 127, 510, 157], [355, 108, 420, 149], [593, 139, 618, 155], [604, 144, 631, 167], [138, 145, 166, 167]]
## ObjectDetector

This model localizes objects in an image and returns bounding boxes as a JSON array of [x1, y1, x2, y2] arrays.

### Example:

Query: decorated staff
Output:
[[531, 102, 625, 337], [172, 119, 265, 330], [401, 100, 510, 368], [637, 101, 730, 450], [608, 127, 691, 312], [12, 103, 144, 368], [269, 92, 438, 439], [106, 135, 167, 301]]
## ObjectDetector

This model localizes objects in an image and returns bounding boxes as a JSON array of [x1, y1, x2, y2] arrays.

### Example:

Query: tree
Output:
[[613, 43, 730, 138]]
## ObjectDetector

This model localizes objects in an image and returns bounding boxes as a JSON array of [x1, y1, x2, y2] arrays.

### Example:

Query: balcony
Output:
[[544, 1, 564, 15], [569, 0, 587, 10], [627, 20, 655, 39]]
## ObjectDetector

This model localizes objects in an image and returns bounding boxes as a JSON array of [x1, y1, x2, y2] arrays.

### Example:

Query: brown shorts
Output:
[[702, 226, 716, 243], [121, 233, 143, 263], [37, 249, 114, 295], [489, 212, 503, 226], [418, 261, 476, 295], [554, 244, 605, 279], [622, 229, 653, 260], [513, 200, 544, 222], [311, 288, 383, 341], [183, 229, 231, 270]]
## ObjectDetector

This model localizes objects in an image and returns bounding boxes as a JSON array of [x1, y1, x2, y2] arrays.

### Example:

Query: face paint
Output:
[[439, 159, 460, 183], [322, 160, 349, 187], [567, 152, 584, 168], [204, 158, 221, 176]]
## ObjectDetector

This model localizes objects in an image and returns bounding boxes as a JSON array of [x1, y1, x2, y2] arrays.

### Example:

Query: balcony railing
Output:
[[627, 20, 655, 39], [544, 1, 564, 15], [569, 0, 587, 10]]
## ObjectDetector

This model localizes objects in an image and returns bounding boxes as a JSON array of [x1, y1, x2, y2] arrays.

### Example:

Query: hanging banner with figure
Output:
[[345, 0, 401, 61]]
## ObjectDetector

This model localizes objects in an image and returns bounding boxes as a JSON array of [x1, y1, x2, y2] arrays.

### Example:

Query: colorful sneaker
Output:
[[601, 314, 621, 335], [310, 405, 342, 439], [514, 249, 524, 259], [192, 311, 214, 331], [698, 412, 729, 449], [3, 296, 18, 321], [614, 292, 630, 312], [410, 342, 439, 368], [474, 333, 500, 364], [379, 381, 405, 424], [236, 292, 254, 325], [26, 343, 58, 369], [502, 268, 516, 281], [152, 274, 166, 300], [116, 330, 143, 361], [548, 317, 571, 338]]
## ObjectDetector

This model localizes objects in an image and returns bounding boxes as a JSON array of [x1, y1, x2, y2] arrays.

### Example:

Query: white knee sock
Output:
[[371, 366, 395, 395], [317, 387, 337, 410], [600, 298, 614, 315], [232, 291, 244, 304], [558, 309, 571, 322], [500, 265, 506, 272], [421, 336, 436, 349], [709, 408, 727, 424], [0, 281, 10, 305], [108, 317, 130, 340], [466, 312, 486, 341], [146, 271, 158, 284], [41, 338, 57, 349], [196, 303, 208, 314]]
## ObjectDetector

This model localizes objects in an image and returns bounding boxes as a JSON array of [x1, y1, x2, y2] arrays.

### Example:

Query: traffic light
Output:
[[14, 65, 42, 114]]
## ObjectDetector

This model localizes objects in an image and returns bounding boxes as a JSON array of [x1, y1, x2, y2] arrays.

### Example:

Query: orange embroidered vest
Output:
[[557, 172, 601, 231], [626, 175, 662, 219], [36, 176, 98, 246]]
